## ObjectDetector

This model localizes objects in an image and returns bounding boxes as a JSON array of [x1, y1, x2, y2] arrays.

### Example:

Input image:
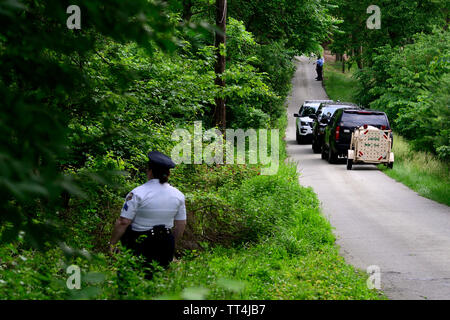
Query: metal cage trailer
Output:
[[347, 125, 394, 170]]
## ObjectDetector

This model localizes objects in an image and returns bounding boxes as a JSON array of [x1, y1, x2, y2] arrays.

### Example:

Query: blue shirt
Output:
[[317, 58, 324, 67]]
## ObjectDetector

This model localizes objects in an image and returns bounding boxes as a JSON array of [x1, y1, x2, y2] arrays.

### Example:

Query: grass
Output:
[[323, 58, 450, 207], [323, 60, 358, 103], [379, 135, 450, 206]]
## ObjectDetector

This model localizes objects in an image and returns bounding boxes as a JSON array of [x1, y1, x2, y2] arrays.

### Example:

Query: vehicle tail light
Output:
[[363, 124, 368, 129], [381, 125, 386, 130], [335, 126, 340, 141]]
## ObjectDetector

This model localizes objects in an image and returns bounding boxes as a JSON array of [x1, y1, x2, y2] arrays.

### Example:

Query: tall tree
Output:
[[214, 0, 227, 130], [329, 0, 449, 68], [227, 0, 335, 54]]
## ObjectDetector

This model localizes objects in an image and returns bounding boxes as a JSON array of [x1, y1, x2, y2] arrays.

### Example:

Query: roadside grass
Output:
[[323, 58, 450, 207], [323, 61, 358, 103], [379, 135, 450, 206]]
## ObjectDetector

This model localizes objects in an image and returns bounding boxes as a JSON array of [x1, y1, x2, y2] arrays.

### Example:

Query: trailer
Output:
[[347, 125, 394, 170]]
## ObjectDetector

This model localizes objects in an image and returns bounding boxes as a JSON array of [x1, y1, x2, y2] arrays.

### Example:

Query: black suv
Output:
[[311, 102, 358, 153], [322, 109, 391, 163]]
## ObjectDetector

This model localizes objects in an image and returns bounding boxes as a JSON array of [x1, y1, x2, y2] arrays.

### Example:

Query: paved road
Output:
[[286, 56, 450, 300]]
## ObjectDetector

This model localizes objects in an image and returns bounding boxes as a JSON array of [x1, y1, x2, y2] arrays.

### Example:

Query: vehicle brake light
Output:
[[335, 126, 340, 141], [363, 124, 368, 129], [381, 125, 386, 130]]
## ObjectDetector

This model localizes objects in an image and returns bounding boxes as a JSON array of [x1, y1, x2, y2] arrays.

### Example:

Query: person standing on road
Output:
[[109, 151, 187, 279], [315, 55, 324, 81]]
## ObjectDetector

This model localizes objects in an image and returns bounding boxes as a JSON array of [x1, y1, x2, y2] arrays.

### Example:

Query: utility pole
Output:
[[214, 0, 227, 131]]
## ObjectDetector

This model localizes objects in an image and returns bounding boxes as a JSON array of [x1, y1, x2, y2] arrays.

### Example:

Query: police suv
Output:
[[294, 100, 333, 144]]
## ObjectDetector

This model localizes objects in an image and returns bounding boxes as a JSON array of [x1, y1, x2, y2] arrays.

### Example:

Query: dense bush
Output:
[[356, 29, 450, 159]]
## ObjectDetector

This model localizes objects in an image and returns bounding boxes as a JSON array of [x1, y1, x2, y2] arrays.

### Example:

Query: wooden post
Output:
[[214, 0, 227, 131]]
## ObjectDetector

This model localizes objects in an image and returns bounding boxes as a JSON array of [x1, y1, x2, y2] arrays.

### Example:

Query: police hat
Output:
[[147, 151, 176, 169]]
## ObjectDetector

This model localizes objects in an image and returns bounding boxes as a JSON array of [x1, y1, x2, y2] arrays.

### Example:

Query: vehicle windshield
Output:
[[300, 106, 317, 117], [341, 112, 389, 128], [319, 107, 341, 119]]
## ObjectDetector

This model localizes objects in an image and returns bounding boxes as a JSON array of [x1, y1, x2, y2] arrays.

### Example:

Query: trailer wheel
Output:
[[347, 159, 353, 170], [388, 162, 394, 169]]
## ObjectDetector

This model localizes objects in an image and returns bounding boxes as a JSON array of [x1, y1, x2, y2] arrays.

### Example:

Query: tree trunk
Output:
[[354, 47, 363, 69], [214, 0, 227, 131], [182, 0, 193, 21]]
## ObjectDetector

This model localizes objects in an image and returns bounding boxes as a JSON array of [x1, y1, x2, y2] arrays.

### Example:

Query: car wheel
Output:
[[312, 140, 321, 153], [388, 162, 394, 169], [328, 148, 338, 164], [347, 159, 353, 170], [296, 128, 302, 144]]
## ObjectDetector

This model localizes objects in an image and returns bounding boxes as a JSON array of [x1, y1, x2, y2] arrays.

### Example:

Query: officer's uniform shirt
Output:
[[120, 179, 186, 232], [317, 58, 324, 67]]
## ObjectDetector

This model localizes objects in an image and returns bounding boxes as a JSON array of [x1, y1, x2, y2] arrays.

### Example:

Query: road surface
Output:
[[286, 56, 450, 300]]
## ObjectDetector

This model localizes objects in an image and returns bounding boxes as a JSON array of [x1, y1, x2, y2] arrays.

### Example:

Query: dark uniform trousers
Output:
[[316, 65, 323, 80], [118, 225, 175, 292]]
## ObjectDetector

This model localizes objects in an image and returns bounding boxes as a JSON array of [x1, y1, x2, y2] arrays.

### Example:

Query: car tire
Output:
[[328, 148, 338, 164], [388, 162, 394, 169], [312, 140, 321, 154], [296, 128, 302, 144], [347, 159, 353, 170]]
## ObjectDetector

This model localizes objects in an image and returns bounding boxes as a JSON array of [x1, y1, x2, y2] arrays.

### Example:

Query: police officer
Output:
[[315, 55, 324, 81], [109, 151, 186, 278]]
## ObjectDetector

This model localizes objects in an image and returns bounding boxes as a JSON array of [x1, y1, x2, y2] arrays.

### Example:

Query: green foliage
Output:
[[254, 41, 296, 99], [226, 18, 258, 64], [360, 30, 450, 158], [228, 0, 336, 54], [329, 0, 449, 68], [0, 0, 180, 247], [1, 0, 294, 249], [323, 61, 358, 103]]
